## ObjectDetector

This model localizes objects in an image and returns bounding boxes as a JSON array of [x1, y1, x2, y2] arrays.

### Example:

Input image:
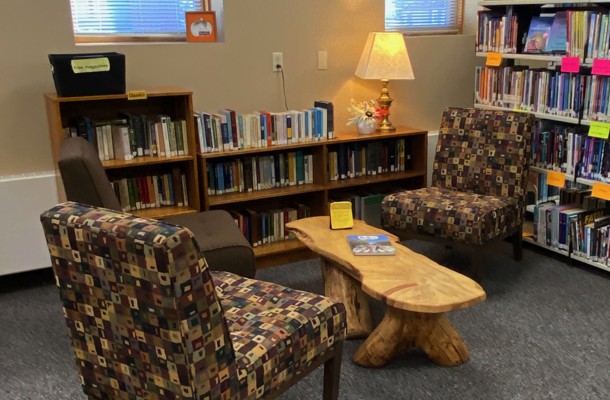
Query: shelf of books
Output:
[[44, 88, 200, 220], [525, 131, 610, 273], [477, 1, 610, 60], [477, 1, 610, 273], [526, 195, 610, 273], [194, 106, 427, 265]]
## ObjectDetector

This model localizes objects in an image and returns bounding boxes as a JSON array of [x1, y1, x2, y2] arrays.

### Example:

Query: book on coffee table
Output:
[[347, 234, 396, 256]]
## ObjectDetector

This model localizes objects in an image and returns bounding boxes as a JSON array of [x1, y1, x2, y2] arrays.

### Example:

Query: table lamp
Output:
[[355, 32, 414, 132]]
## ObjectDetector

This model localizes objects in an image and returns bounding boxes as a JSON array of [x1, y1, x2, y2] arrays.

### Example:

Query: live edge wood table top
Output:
[[286, 217, 486, 368]]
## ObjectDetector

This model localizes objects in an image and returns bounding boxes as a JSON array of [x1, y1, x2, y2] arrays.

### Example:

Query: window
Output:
[[385, 0, 463, 35], [69, 0, 206, 43]]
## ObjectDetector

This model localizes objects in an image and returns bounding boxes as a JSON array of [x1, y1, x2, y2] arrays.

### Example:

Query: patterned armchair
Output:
[[382, 107, 533, 276], [40, 202, 346, 400]]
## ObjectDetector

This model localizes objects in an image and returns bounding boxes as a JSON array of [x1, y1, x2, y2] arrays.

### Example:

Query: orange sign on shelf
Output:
[[486, 52, 502, 67], [546, 171, 566, 188], [592, 182, 610, 201]]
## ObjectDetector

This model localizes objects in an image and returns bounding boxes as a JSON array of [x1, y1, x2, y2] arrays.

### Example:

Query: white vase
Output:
[[357, 118, 377, 134]]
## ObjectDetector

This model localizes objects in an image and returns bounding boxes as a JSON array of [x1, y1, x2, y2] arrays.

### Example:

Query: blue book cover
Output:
[[525, 16, 553, 53], [546, 12, 568, 54], [312, 108, 323, 140], [347, 234, 396, 256], [220, 110, 233, 149]]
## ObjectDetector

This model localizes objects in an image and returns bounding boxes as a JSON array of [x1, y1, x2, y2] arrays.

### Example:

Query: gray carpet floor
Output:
[[1, 240, 609, 400]]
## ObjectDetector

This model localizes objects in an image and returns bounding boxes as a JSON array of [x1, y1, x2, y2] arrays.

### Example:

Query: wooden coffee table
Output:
[[286, 217, 486, 368]]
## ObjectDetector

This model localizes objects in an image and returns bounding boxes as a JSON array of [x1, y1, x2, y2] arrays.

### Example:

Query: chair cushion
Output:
[[166, 210, 256, 278], [211, 271, 346, 398], [382, 187, 521, 245]]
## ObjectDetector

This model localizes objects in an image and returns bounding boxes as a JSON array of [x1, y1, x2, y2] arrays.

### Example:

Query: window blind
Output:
[[70, 0, 204, 42], [385, 0, 463, 34]]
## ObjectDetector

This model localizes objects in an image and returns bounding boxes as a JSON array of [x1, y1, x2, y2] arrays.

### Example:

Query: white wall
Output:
[[0, 172, 58, 275]]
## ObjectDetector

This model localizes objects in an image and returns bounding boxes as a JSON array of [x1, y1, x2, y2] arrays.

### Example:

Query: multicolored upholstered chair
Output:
[[58, 136, 256, 278], [40, 202, 347, 400], [382, 107, 533, 276]]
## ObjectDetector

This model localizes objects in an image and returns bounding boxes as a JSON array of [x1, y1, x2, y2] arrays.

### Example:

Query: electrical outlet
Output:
[[272, 52, 283, 72]]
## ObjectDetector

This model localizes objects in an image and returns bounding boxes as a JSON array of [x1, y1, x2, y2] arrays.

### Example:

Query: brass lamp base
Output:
[[376, 79, 396, 132], [376, 118, 396, 132]]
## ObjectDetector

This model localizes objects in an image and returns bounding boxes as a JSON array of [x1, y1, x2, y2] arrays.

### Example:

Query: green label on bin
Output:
[[71, 57, 110, 74]]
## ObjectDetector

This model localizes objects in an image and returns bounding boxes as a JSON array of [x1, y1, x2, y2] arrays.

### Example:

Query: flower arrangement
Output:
[[346, 99, 379, 126]]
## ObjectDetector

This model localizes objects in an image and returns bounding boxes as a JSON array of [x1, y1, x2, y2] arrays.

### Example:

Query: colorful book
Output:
[[546, 12, 568, 54], [314, 100, 334, 139], [347, 234, 396, 256], [525, 16, 554, 53]]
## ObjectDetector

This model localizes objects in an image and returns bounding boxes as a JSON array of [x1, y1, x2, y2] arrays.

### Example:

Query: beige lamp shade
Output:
[[355, 32, 414, 80]]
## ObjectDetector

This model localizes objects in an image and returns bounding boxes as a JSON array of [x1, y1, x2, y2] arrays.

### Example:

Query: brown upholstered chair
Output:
[[58, 136, 256, 278], [382, 107, 533, 277], [40, 202, 346, 400]]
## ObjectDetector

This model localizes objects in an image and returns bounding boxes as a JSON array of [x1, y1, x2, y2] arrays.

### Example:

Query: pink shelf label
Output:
[[592, 59, 610, 76], [561, 57, 580, 73]]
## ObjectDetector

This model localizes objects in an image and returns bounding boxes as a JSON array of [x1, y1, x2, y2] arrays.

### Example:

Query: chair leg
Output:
[[512, 225, 523, 261], [323, 341, 344, 400]]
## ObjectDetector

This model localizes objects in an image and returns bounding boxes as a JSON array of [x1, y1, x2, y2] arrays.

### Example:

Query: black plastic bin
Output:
[[49, 52, 126, 97]]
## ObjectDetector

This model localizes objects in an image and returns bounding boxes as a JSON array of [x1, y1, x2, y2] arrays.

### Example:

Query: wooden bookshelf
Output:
[[45, 90, 427, 268], [197, 126, 428, 266], [44, 88, 200, 220]]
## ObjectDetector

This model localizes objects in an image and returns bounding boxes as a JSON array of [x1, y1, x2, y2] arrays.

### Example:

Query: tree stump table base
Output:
[[286, 217, 486, 368], [323, 259, 470, 368], [352, 304, 469, 368], [321, 259, 372, 339]]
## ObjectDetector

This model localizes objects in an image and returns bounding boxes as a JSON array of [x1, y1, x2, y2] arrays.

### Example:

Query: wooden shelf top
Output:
[[253, 239, 306, 258], [198, 126, 428, 158], [326, 170, 426, 190], [199, 141, 325, 159], [102, 155, 194, 169], [335, 126, 428, 142], [131, 205, 198, 220], [208, 184, 326, 206], [44, 87, 192, 103]]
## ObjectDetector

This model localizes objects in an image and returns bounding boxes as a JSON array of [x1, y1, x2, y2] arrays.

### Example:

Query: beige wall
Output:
[[0, 0, 478, 176]]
